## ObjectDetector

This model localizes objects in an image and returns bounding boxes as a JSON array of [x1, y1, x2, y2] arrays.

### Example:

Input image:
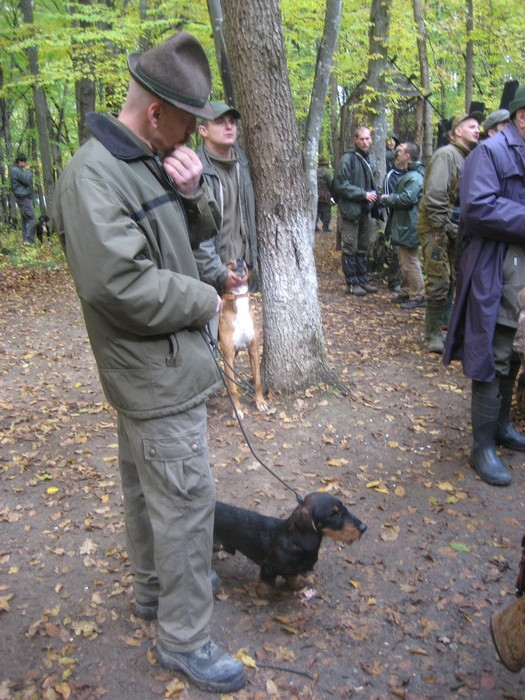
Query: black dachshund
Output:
[[214, 492, 366, 597]]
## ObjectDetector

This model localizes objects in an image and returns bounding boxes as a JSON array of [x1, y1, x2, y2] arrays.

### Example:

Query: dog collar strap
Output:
[[223, 292, 250, 301]]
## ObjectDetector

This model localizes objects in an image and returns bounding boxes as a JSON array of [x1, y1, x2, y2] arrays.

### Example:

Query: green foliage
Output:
[[0, 225, 66, 271]]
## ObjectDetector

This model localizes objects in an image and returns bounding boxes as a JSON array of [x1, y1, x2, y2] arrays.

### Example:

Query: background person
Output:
[[381, 142, 425, 309], [195, 101, 258, 294], [51, 32, 246, 694], [10, 153, 36, 244], [416, 112, 481, 353], [481, 108, 510, 138], [333, 125, 380, 297], [316, 156, 333, 233], [444, 86, 525, 487]]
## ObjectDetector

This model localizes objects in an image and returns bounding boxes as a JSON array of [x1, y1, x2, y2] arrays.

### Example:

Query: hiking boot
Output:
[[392, 294, 409, 303], [361, 282, 378, 293], [346, 285, 367, 296], [135, 570, 221, 620], [401, 298, 426, 309], [156, 640, 247, 693]]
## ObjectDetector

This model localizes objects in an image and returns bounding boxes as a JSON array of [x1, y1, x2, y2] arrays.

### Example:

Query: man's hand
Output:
[[163, 146, 203, 197], [365, 190, 378, 203]]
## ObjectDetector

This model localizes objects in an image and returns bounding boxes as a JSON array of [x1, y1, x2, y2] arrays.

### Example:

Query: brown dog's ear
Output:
[[290, 500, 313, 532]]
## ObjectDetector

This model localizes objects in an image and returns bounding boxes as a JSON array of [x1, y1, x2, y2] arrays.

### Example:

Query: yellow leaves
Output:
[[436, 382, 464, 394], [273, 614, 298, 634], [47, 486, 60, 495], [326, 457, 349, 467], [71, 619, 100, 638], [235, 648, 256, 667], [165, 678, 187, 696], [366, 480, 390, 495], [119, 635, 142, 647], [0, 591, 14, 611]]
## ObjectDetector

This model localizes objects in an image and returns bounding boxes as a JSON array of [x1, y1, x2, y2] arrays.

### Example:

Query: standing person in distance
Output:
[[51, 33, 246, 694], [381, 142, 425, 309], [481, 109, 510, 139], [416, 112, 481, 353], [10, 153, 37, 245], [333, 125, 380, 297]]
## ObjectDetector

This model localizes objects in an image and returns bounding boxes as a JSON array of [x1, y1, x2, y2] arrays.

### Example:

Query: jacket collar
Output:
[[86, 112, 152, 161]]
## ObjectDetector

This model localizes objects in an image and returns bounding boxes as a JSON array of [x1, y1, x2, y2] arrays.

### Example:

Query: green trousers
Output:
[[118, 402, 215, 652]]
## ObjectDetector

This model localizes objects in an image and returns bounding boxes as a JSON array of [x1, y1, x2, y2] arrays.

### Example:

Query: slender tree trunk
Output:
[[303, 0, 342, 233], [221, 0, 336, 392], [413, 0, 433, 161], [20, 0, 54, 202], [464, 0, 474, 111], [365, 0, 392, 191], [207, 0, 236, 106]]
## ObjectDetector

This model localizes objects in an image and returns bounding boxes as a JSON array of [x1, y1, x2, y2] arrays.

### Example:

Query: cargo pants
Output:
[[117, 402, 215, 652]]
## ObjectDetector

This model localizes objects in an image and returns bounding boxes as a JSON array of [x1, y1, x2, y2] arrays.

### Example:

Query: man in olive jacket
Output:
[[52, 33, 246, 694]]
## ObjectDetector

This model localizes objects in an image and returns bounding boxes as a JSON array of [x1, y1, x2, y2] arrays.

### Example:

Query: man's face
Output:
[[454, 118, 480, 149], [355, 128, 372, 153], [199, 114, 238, 150], [394, 143, 410, 169], [153, 103, 197, 153]]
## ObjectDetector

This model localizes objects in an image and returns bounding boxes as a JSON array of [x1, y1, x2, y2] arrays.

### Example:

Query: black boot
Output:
[[496, 370, 525, 451], [356, 254, 377, 293], [342, 254, 366, 295], [470, 388, 511, 486]]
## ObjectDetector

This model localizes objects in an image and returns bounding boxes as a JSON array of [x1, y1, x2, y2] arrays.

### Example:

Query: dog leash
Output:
[[202, 325, 303, 505]]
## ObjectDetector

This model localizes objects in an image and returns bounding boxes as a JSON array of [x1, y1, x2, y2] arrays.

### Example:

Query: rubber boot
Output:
[[470, 388, 512, 486], [496, 370, 525, 451], [342, 254, 366, 295], [425, 301, 446, 353], [356, 254, 377, 293]]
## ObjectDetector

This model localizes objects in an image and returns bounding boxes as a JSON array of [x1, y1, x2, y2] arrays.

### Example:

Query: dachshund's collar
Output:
[[223, 291, 250, 301]]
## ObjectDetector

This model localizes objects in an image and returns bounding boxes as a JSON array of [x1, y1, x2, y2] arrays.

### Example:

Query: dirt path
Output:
[[1, 234, 525, 699]]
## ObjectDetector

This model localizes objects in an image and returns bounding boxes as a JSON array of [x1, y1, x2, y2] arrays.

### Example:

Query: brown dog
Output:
[[219, 260, 267, 419]]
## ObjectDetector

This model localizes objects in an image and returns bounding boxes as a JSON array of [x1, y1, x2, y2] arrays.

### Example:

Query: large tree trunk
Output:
[[413, 0, 433, 162], [303, 0, 342, 232], [464, 0, 474, 112], [221, 0, 336, 392]]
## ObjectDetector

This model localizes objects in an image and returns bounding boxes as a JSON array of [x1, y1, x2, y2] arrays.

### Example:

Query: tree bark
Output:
[[221, 0, 336, 392], [413, 0, 433, 162], [303, 0, 342, 232], [365, 0, 392, 191], [464, 0, 474, 112], [207, 0, 236, 107]]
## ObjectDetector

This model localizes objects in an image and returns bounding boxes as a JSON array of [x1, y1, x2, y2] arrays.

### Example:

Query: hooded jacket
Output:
[[444, 121, 525, 381], [52, 112, 222, 419], [194, 143, 257, 291], [382, 161, 425, 248], [10, 164, 33, 198]]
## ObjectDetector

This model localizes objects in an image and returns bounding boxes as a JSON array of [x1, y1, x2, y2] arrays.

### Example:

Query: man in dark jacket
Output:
[[52, 33, 246, 693], [195, 102, 258, 294], [10, 153, 36, 244], [444, 85, 525, 487], [381, 142, 425, 309], [333, 126, 379, 296]]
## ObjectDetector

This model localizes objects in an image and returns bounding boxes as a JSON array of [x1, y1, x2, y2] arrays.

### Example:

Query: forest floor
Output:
[[2, 230, 525, 700]]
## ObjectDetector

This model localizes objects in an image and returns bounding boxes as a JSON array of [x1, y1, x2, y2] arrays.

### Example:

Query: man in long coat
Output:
[[444, 85, 525, 486]]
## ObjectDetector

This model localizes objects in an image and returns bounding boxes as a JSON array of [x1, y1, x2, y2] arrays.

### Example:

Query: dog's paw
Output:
[[232, 406, 245, 420], [256, 580, 276, 598], [285, 574, 306, 591], [255, 396, 268, 413]]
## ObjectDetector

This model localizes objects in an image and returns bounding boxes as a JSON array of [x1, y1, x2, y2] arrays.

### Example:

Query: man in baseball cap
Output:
[[52, 32, 246, 693]]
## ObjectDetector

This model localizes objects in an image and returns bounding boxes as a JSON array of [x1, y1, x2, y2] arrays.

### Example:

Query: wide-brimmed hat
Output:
[[482, 109, 510, 132], [509, 85, 525, 117], [127, 32, 214, 119], [209, 101, 241, 120]]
